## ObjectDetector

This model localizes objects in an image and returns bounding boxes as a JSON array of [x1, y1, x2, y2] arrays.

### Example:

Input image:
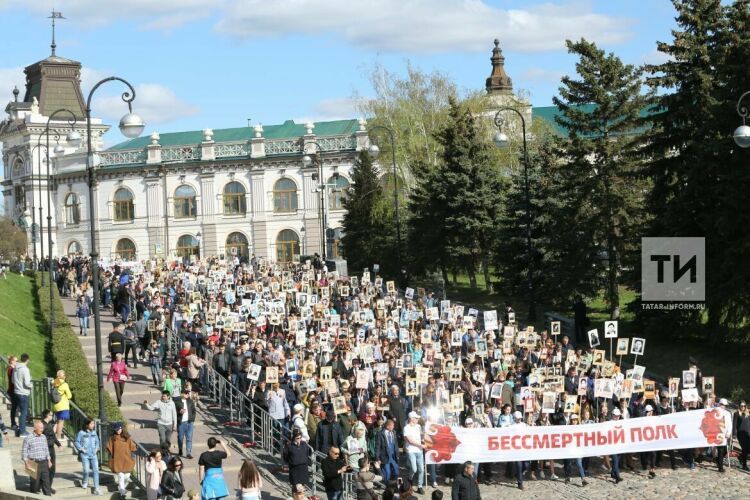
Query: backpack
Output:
[[50, 386, 62, 404]]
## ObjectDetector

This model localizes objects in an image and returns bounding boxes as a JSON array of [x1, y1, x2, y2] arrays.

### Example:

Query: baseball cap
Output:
[[719, 398, 728, 406], [645, 405, 654, 412], [612, 408, 622, 416], [513, 411, 522, 419], [570, 414, 579, 420], [464, 417, 474, 425], [408, 411, 419, 419]]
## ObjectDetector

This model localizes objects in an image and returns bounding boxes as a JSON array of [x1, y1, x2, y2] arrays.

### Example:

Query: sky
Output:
[[0, 0, 679, 146]]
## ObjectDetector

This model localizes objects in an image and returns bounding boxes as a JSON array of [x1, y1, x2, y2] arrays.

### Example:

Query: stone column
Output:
[[199, 172, 218, 256]]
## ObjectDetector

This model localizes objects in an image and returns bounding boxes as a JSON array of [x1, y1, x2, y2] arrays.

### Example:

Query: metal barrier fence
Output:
[[165, 326, 373, 498]]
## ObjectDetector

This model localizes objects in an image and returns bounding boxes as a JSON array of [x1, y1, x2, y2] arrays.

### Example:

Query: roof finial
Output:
[[49, 10, 65, 57], [12, 86, 19, 102], [486, 38, 513, 95]]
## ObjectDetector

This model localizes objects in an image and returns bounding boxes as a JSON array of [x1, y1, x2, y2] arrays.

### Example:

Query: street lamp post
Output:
[[302, 141, 336, 262], [85, 77, 144, 422], [44, 110, 82, 331], [493, 108, 536, 322], [32, 141, 47, 283], [734, 90, 750, 148], [366, 125, 403, 286], [29, 143, 45, 271]]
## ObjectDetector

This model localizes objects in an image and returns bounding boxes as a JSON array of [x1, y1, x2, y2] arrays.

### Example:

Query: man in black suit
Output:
[[375, 418, 400, 482], [175, 389, 196, 459]]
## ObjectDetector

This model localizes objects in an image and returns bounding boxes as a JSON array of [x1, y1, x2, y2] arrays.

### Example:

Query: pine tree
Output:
[[341, 150, 394, 275], [552, 39, 650, 318]]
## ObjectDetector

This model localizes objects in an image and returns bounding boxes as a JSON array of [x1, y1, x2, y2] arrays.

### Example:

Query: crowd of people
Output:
[[6, 252, 749, 499]]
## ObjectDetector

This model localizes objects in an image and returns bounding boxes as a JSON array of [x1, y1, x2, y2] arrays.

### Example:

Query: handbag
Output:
[[355, 471, 378, 500], [24, 459, 39, 480]]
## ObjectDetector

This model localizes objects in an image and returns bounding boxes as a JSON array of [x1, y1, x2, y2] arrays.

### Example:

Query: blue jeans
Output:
[[563, 458, 585, 479], [514, 461, 527, 485], [150, 359, 162, 385], [120, 304, 131, 323], [407, 452, 424, 488], [16, 394, 29, 436], [81, 455, 100, 489], [79, 315, 90, 334], [428, 463, 437, 484], [178, 421, 194, 455], [325, 490, 342, 500], [381, 457, 399, 482]]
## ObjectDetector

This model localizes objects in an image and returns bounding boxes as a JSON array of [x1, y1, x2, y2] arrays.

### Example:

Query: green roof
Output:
[[108, 119, 359, 151], [532, 104, 653, 137]]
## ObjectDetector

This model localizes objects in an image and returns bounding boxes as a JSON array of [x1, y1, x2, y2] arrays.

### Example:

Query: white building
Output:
[[1, 52, 367, 263]]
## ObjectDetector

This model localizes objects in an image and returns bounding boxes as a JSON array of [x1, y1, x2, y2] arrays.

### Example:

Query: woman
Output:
[[355, 457, 382, 500], [284, 428, 311, 489], [146, 448, 167, 500], [107, 423, 136, 497], [161, 457, 185, 499], [198, 437, 231, 499], [237, 458, 263, 500], [734, 401, 750, 470], [106, 353, 131, 407], [75, 418, 102, 495], [52, 369, 73, 439], [147, 340, 163, 386], [343, 422, 368, 471], [186, 348, 205, 391], [76, 295, 92, 336]]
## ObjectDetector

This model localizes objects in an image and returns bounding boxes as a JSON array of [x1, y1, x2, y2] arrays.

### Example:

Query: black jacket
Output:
[[451, 471, 482, 500], [160, 469, 184, 498], [174, 397, 196, 423], [321, 456, 345, 491], [314, 419, 344, 454], [108, 331, 125, 354]]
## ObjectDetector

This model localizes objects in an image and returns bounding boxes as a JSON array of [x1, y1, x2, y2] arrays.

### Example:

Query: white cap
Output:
[[408, 411, 420, 419], [645, 405, 654, 412], [513, 411, 522, 419], [570, 413, 579, 420], [612, 408, 622, 416], [719, 398, 728, 406], [464, 417, 474, 425]]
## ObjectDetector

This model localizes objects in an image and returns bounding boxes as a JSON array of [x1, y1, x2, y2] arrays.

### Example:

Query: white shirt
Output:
[[403, 422, 422, 454]]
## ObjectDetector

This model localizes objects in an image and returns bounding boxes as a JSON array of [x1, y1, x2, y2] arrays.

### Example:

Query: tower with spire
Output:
[[483, 39, 532, 142]]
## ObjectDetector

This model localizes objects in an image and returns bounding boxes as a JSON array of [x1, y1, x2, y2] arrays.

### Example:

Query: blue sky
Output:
[[0, 0, 678, 145]]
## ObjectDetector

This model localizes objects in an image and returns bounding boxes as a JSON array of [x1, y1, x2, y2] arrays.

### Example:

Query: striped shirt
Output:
[[22, 433, 50, 461]]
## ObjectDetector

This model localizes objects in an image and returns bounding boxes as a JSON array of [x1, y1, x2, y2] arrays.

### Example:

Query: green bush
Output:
[[34, 277, 123, 423]]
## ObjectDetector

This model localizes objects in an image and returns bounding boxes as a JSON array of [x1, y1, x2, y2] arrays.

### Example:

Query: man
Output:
[[21, 421, 52, 495], [175, 389, 195, 459], [375, 418, 400, 482], [117, 281, 134, 323], [314, 409, 343, 455], [7, 355, 17, 430], [13, 353, 32, 437], [715, 398, 733, 473], [564, 367, 579, 396], [107, 325, 125, 360], [610, 408, 623, 483], [144, 391, 178, 450], [229, 346, 245, 388], [134, 314, 149, 361], [321, 446, 347, 500], [404, 411, 425, 495], [122, 319, 139, 368], [212, 344, 231, 380], [511, 411, 527, 490], [41, 410, 61, 493], [451, 461, 481, 500], [283, 428, 311, 490], [656, 395, 677, 469], [387, 385, 408, 437]]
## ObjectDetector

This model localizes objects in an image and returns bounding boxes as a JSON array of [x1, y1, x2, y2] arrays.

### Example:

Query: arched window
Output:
[[115, 238, 136, 260], [113, 188, 134, 222], [327, 227, 345, 259], [174, 185, 197, 219], [226, 232, 249, 259], [67, 241, 82, 256], [176, 234, 200, 259], [276, 229, 300, 262], [223, 181, 246, 215], [273, 178, 298, 213], [327, 175, 349, 211], [65, 193, 80, 225]]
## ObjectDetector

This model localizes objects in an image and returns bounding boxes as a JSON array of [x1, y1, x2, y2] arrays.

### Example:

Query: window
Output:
[[67, 241, 82, 256], [113, 188, 134, 222], [65, 193, 80, 225], [115, 238, 136, 260], [327, 227, 345, 259], [327, 175, 349, 211], [226, 232, 249, 259], [176, 234, 200, 259], [273, 178, 298, 213], [276, 229, 300, 262], [223, 181, 246, 215], [14, 185, 26, 210], [174, 185, 197, 219]]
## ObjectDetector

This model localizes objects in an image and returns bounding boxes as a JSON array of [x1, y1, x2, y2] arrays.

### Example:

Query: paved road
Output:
[[61, 296, 289, 499]]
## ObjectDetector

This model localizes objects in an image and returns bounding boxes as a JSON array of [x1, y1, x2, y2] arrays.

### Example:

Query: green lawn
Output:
[[0, 272, 52, 379]]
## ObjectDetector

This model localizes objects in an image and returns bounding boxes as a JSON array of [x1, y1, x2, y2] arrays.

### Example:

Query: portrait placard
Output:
[[615, 338, 629, 356], [630, 338, 646, 356], [265, 366, 278, 384], [550, 321, 561, 336], [604, 320, 618, 339]]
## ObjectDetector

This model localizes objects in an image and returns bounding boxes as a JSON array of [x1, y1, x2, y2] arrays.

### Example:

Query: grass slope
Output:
[[0, 272, 53, 378]]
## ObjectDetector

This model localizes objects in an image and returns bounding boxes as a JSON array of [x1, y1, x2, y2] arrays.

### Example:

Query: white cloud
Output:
[[92, 83, 199, 126], [216, 0, 632, 54], [294, 96, 367, 124], [0, 67, 24, 102], [520, 67, 565, 83], [639, 48, 673, 66]]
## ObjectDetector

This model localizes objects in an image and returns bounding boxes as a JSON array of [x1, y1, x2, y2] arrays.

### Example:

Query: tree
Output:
[[0, 217, 28, 262], [642, 0, 750, 337], [340, 150, 395, 276], [408, 97, 505, 290], [552, 39, 651, 318]]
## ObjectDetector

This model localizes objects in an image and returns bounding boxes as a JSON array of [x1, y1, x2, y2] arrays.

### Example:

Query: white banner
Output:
[[424, 409, 730, 464]]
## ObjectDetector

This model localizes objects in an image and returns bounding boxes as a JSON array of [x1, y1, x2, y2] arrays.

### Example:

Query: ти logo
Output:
[[641, 237, 705, 302]]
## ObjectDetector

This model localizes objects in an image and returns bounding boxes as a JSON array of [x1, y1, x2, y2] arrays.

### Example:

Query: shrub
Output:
[[34, 276, 123, 423]]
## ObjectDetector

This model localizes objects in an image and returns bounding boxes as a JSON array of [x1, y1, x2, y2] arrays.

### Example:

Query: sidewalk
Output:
[[60, 296, 289, 499]]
